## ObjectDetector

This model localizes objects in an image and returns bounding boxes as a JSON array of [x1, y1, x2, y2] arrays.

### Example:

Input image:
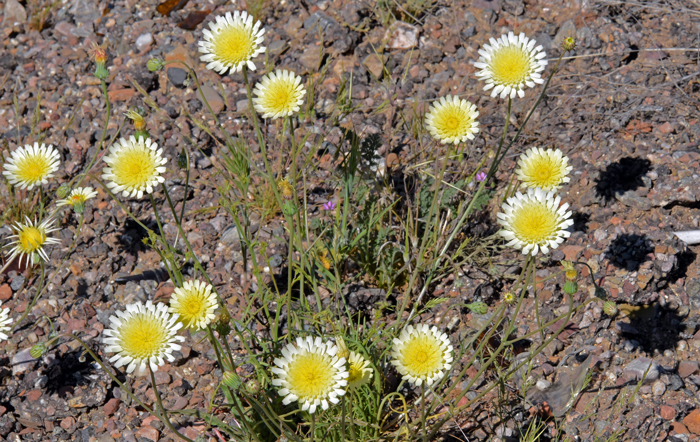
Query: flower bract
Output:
[[253, 70, 306, 119], [169, 280, 218, 331], [5, 217, 60, 267], [424, 95, 479, 144], [271, 336, 348, 414], [515, 147, 572, 190], [390, 324, 453, 387], [102, 301, 185, 375], [0, 301, 11, 341], [56, 187, 98, 208], [497, 187, 573, 255], [474, 32, 548, 99], [2, 143, 60, 190], [102, 136, 167, 199], [346, 351, 373, 391], [198, 10, 265, 74]]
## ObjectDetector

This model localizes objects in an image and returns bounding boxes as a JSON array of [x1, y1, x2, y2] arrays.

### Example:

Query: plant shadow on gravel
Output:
[[604, 233, 653, 271], [594, 157, 651, 204], [622, 306, 684, 353]]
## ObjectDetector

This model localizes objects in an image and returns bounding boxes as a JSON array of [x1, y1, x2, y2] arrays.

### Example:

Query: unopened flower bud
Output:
[[147, 58, 165, 72], [90, 43, 109, 80], [30, 343, 47, 359], [56, 183, 71, 199], [563, 280, 578, 295], [336, 336, 350, 360], [177, 147, 188, 170], [467, 302, 488, 315], [282, 200, 298, 216], [222, 371, 242, 390], [246, 379, 261, 395], [215, 308, 231, 337], [562, 36, 576, 52], [603, 300, 618, 317]]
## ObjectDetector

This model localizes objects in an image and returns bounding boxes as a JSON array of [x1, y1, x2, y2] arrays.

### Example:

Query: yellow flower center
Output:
[[261, 81, 297, 114], [510, 201, 559, 244], [119, 313, 168, 359], [490, 45, 531, 86], [433, 106, 473, 140], [286, 352, 335, 400], [212, 25, 255, 66], [111, 148, 158, 189], [175, 291, 208, 328], [18, 226, 46, 253], [347, 363, 363, 384], [16, 154, 52, 184], [523, 157, 565, 189], [400, 333, 445, 379]]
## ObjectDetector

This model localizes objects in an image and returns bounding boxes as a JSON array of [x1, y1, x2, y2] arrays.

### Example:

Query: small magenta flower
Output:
[[323, 200, 336, 211], [476, 171, 487, 182]]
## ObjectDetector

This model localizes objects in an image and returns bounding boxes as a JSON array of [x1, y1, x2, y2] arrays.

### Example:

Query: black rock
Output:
[[167, 67, 188, 88]]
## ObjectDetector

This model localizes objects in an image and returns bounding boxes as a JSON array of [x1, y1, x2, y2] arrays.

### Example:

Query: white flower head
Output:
[[346, 351, 373, 391], [271, 336, 349, 414], [497, 187, 574, 256], [102, 136, 167, 199], [253, 70, 306, 119], [474, 32, 548, 99], [5, 216, 60, 267], [515, 147, 573, 190], [390, 324, 453, 387], [2, 143, 60, 190], [198, 10, 266, 74], [424, 95, 480, 144], [169, 280, 218, 331], [56, 187, 98, 208], [102, 301, 185, 375], [0, 301, 12, 341]]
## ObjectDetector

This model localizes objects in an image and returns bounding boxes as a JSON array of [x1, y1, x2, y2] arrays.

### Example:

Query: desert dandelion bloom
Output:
[[272, 336, 348, 414], [391, 324, 453, 387], [198, 11, 266, 74], [2, 143, 60, 190], [253, 70, 306, 119], [475, 32, 548, 99], [0, 301, 12, 341], [169, 280, 218, 331], [497, 187, 573, 256], [425, 95, 479, 144], [515, 147, 572, 190], [56, 187, 98, 208], [5, 217, 60, 267], [102, 136, 167, 199], [103, 301, 185, 375], [346, 351, 373, 391]]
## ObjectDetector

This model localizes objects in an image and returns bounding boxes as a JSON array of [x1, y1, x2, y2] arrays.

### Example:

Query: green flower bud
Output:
[[603, 300, 618, 317], [94, 63, 109, 80], [467, 302, 488, 315], [282, 200, 298, 216], [222, 371, 242, 390], [215, 308, 231, 337], [563, 280, 578, 295], [177, 147, 188, 170], [147, 58, 165, 72], [30, 343, 47, 359], [56, 183, 71, 199], [246, 379, 261, 395], [562, 37, 576, 52]]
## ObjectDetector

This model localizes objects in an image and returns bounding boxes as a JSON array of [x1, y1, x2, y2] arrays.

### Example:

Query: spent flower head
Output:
[[497, 187, 573, 256], [57, 187, 98, 213], [5, 216, 60, 267], [90, 42, 109, 79], [515, 147, 572, 191], [0, 301, 11, 341], [102, 301, 185, 374], [169, 280, 218, 331], [272, 336, 348, 414], [253, 70, 306, 119], [562, 37, 576, 52], [475, 32, 548, 99], [2, 143, 60, 190], [102, 136, 167, 199], [424, 95, 479, 144], [390, 324, 453, 387], [198, 10, 266, 74]]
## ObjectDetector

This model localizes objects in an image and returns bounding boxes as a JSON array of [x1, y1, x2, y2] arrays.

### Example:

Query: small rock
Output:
[[388, 22, 419, 50], [679, 361, 699, 378], [660, 405, 677, 420], [4, 0, 27, 25], [220, 225, 241, 245], [104, 398, 120, 416], [623, 357, 661, 382], [11, 348, 38, 375], [683, 409, 700, 435], [362, 54, 385, 79], [197, 85, 225, 114], [136, 426, 159, 442], [536, 379, 551, 391], [167, 67, 188, 88], [236, 99, 250, 113], [298, 47, 321, 71], [0, 284, 11, 301], [135, 33, 153, 52], [652, 380, 666, 396]]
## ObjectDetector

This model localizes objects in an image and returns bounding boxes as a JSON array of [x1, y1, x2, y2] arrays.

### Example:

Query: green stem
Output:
[[486, 96, 512, 181], [420, 384, 427, 442], [348, 392, 357, 441], [310, 412, 315, 442]]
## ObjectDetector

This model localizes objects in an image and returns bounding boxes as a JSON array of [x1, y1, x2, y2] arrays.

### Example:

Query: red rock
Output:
[[104, 398, 120, 416], [136, 425, 159, 441], [670, 421, 689, 434], [0, 284, 11, 301], [657, 122, 674, 134], [683, 409, 700, 435], [25, 390, 42, 401], [60, 416, 75, 431], [561, 245, 584, 261], [678, 361, 699, 378], [107, 88, 136, 102], [660, 405, 677, 420]]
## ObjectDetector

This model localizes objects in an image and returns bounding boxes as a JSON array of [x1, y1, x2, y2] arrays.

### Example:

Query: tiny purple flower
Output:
[[476, 171, 487, 182], [323, 200, 336, 211]]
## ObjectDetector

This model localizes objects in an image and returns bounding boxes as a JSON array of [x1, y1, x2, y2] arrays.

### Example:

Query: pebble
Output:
[[652, 380, 666, 396], [536, 379, 551, 391], [167, 67, 188, 88], [197, 85, 225, 114], [4, 0, 27, 25], [678, 361, 699, 378], [683, 409, 700, 435], [388, 22, 419, 49], [622, 357, 661, 382], [11, 348, 38, 375], [135, 33, 154, 51]]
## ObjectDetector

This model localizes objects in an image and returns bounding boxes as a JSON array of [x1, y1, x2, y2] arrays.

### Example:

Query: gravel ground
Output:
[[1, 0, 700, 441]]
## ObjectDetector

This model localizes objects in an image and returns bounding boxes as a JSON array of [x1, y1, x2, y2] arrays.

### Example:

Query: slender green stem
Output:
[[149, 366, 195, 442], [347, 392, 357, 441], [486, 96, 512, 181], [73, 79, 112, 189], [206, 326, 235, 402], [310, 413, 315, 442], [341, 396, 346, 442], [420, 384, 427, 442]]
